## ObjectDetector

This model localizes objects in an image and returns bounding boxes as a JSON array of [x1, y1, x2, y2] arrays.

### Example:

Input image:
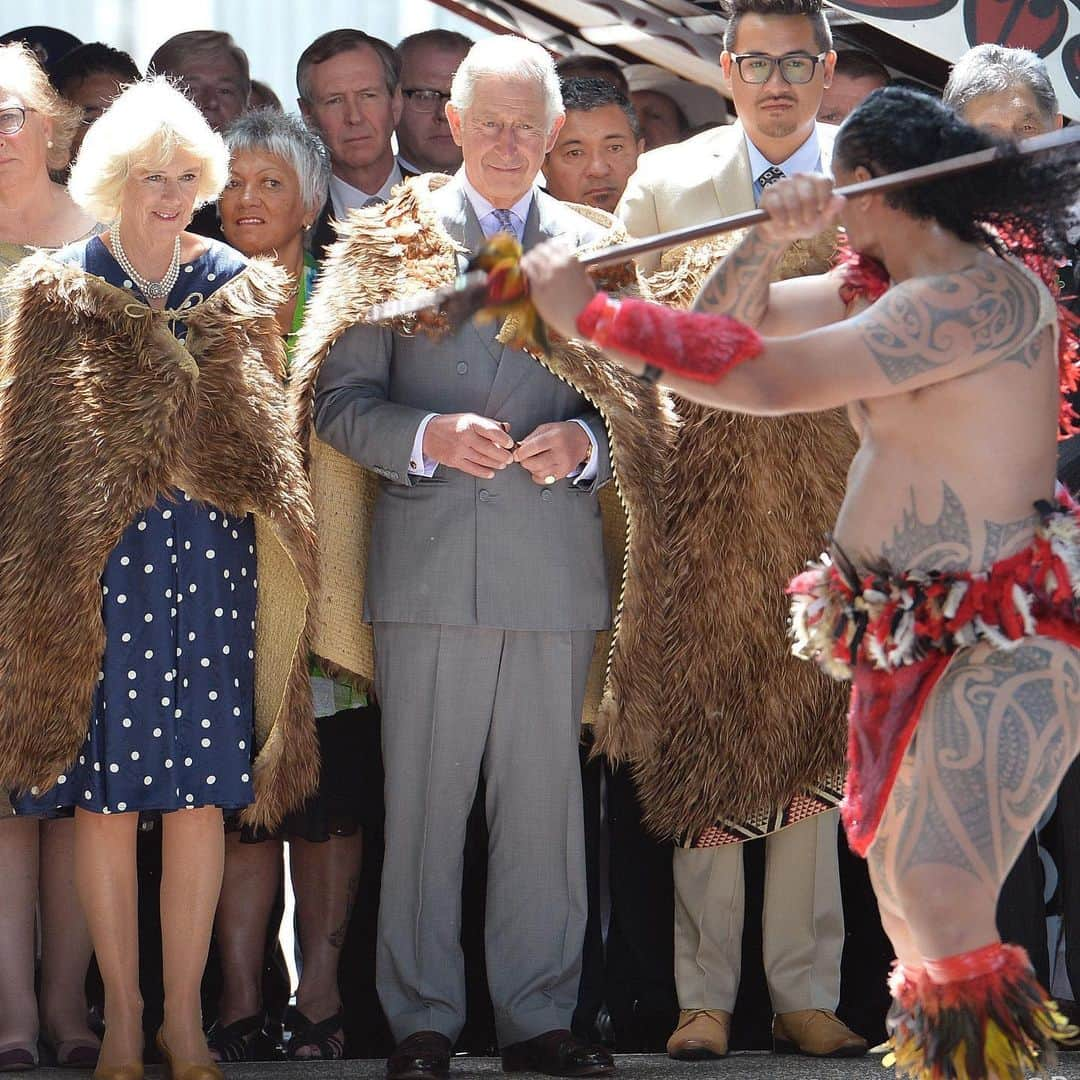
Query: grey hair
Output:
[[223, 108, 330, 218], [450, 36, 563, 130], [943, 44, 1059, 124]]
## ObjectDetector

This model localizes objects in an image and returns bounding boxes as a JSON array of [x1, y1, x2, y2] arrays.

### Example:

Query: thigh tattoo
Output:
[[896, 642, 1080, 888]]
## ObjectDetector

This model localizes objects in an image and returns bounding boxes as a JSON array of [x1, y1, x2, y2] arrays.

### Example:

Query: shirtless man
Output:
[[523, 86, 1080, 1078]]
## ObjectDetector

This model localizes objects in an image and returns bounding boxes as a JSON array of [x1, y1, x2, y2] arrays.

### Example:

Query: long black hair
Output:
[[834, 85, 1079, 261]]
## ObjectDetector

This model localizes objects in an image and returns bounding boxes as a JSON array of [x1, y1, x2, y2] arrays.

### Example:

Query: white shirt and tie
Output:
[[408, 168, 599, 483], [745, 128, 826, 206]]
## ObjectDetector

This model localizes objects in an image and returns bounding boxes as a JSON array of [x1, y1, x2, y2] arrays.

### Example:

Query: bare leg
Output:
[[0, 817, 39, 1052], [38, 817, 99, 1048], [74, 808, 142, 1069], [159, 806, 225, 1067], [288, 832, 363, 1058], [866, 756, 929, 972], [879, 641, 1080, 959], [866, 641, 1080, 1079], [213, 832, 282, 1026]]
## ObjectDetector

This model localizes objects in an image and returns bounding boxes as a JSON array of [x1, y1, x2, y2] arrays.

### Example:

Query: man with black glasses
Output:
[[617, 0, 867, 1062], [395, 29, 472, 177]]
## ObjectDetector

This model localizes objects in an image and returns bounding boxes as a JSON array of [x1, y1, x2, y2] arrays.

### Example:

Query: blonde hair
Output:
[[0, 42, 81, 173], [68, 76, 228, 224]]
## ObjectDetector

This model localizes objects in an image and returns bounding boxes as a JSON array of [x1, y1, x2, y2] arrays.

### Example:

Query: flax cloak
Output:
[[290, 174, 675, 750], [0, 253, 319, 830], [591, 232, 859, 842]]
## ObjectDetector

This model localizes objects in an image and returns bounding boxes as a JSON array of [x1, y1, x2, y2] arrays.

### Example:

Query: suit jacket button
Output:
[[478, 489, 490, 501], [541, 489, 552, 501], [456, 361, 468, 374]]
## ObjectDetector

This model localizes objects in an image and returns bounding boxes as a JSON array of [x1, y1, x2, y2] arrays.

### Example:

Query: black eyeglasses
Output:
[[402, 88, 451, 113], [731, 53, 828, 85], [0, 105, 32, 135]]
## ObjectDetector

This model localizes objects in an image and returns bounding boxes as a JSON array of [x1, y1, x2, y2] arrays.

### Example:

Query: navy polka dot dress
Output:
[[14, 236, 258, 817]]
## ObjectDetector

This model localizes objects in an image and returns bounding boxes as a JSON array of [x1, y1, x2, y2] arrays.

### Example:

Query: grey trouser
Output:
[[374, 623, 594, 1046]]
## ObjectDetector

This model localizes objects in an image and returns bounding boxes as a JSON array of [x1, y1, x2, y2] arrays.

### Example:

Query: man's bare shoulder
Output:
[[854, 253, 1051, 387]]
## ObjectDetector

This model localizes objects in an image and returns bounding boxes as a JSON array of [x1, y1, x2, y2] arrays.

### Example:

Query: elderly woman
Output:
[[0, 41, 101, 1074], [210, 109, 375, 1063], [0, 76, 318, 1080]]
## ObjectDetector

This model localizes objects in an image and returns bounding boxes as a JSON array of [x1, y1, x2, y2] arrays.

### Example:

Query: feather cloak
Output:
[[0, 253, 319, 830], [593, 232, 859, 841]]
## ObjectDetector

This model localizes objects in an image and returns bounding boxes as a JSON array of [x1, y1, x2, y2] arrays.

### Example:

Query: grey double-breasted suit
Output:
[[313, 174, 612, 1045]]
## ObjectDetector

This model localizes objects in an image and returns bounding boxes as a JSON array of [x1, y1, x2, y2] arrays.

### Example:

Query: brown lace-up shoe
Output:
[[665, 1009, 731, 1060], [772, 1009, 868, 1057]]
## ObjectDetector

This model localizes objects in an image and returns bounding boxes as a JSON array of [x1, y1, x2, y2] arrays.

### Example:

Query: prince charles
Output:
[[312, 36, 616, 1080]]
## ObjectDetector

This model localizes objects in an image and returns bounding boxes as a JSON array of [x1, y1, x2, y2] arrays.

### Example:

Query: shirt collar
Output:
[[457, 167, 535, 240], [328, 161, 403, 216], [745, 126, 824, 186]]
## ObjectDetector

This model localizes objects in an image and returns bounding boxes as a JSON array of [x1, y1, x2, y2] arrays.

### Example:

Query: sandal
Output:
[[284, 1007, 344, 1061], [206, 1014, 279, 1063], [0, 1042, 36, 1072]]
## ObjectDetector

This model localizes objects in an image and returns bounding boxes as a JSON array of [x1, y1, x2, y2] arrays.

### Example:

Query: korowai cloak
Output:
[[0, 253, 320, 830], [290, 173, 675, 747], [591, 231, 859, 842]]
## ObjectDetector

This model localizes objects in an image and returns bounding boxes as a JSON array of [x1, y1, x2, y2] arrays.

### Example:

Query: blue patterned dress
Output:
[[15, 236, 258, 816]]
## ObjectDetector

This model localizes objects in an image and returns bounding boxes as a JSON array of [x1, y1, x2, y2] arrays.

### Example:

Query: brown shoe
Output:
[[772, 1009, 868, 1057], [501, 1029, 614, 1076], [387, 1031, 451, 1080], [665, 1009, 730, 1060]]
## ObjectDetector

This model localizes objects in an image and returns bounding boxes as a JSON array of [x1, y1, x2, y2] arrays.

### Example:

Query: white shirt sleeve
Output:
[[408, 412, 440, 477], [567, 418, 599, 485]]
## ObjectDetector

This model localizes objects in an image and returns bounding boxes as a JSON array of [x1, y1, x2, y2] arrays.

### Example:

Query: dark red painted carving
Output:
[[827, 1, 958, 18], [1064, 33, 1079, 99], [964, 0, 1070, 58]]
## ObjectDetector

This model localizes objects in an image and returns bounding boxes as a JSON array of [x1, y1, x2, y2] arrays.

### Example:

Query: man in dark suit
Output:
[[297, 29, 405, 261], [313, 35, 616, 1080]]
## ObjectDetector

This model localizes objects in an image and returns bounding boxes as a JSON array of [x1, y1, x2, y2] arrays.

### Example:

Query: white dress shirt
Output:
[[745, 127, 826, 206], [329, 162, 403, 218], [409, 168, 598, 484]]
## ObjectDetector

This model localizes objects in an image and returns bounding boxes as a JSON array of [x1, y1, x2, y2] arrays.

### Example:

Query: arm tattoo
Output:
[[858, 262, 1042, 385], [881, 483, 972, 573], [694, 229, 784, 325], [981, 511, 1038, 565]]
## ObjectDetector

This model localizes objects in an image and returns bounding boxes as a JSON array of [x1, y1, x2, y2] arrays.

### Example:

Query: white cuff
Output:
[[408, 413, 440, 477], [567, 418, 599, 485]]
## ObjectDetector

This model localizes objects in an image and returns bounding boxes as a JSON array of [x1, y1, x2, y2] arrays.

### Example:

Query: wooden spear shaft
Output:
[[577, 124, 1080, 270], [360, 126, 1080, 325]]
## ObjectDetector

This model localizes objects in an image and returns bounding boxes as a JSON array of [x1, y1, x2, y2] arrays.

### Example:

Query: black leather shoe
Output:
[[501, 1029, 615, 1076], [387, 1031, 451, 1080]]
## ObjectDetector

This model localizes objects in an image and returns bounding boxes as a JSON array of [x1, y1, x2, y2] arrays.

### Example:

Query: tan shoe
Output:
[[773, 1009, 868, 1057], [666, 1009, 731, 1060]]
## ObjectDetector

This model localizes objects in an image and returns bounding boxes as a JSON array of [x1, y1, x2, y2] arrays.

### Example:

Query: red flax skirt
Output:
[[787, 497, 1080, 856]]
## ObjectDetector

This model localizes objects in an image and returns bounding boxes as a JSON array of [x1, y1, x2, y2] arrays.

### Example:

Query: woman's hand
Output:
[[520, 240, 596, 341], [756, 173, 845, 247]]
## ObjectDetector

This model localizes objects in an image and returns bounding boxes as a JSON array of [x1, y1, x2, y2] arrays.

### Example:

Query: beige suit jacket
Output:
[[617, 120, 836, 273]]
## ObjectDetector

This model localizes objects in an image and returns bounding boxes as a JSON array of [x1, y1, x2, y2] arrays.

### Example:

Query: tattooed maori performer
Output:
[[523, 86, 1080, 1079]]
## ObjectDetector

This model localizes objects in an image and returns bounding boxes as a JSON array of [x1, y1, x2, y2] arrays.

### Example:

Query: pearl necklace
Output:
[[111, 227, 181, 302]]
